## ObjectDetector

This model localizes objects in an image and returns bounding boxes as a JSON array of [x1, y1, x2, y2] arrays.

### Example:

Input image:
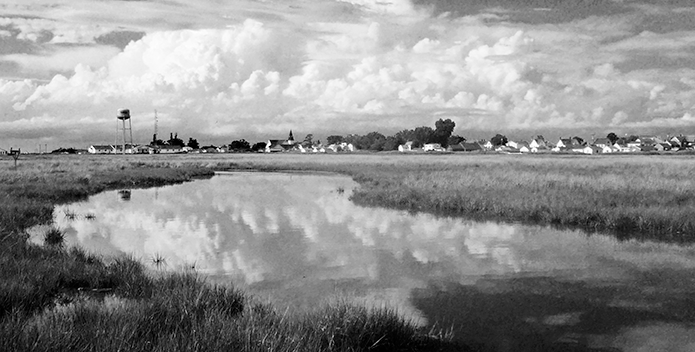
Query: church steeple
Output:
[[288, 130, 294, 142]]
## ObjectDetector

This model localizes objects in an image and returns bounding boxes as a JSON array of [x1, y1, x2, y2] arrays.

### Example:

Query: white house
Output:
[[158, 145, 185, 154], [423, 143, 444, 152], [398, 141, 414, 152], [88, 145, 115, 154], [592, 138, 612, 148]]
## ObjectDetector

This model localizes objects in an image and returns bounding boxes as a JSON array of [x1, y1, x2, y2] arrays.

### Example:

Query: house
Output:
[[572, 146, 589, 154], [556, 138, 573, 149], [483, 141, 494, 150], [449, 142, 483, 152], [615, 143, 640, 153], [398, 141, 414, 152], [517, 141, 530, 153], [529, 139, 543, 149], [531, 145, 549, 153], [448, 143, 464, 152], [158, 145, 185, 154], [627, 140, 641, 149], [506, 140, 519, 149], [265, 131, 297, 153], [669, 136, 683, 149], [497, 145, 521, 154], [553, 138, 578, 152], [88, 145, 115, 154], [641, 143, 665, 152], [326, 144, 339, 152], [265, 140, 286, 152], [592, 138, 612, 148], [423, 143, 445, 152], [599, 145, 613, 153]]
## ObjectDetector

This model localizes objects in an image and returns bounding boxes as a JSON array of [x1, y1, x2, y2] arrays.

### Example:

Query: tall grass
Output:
[[3, 152, 690, 351], [174, 152, 695, 242], [0, 154, 458, 351]]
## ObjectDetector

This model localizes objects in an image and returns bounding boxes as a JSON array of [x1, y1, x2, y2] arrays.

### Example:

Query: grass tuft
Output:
[[43, 227, 64, 247]]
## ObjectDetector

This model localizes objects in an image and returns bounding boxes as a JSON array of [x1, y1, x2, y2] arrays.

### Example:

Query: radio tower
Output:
[[152, 109, 158, 145]]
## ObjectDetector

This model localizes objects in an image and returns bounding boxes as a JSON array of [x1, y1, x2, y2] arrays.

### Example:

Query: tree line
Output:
[[323, 118, 460, 151]]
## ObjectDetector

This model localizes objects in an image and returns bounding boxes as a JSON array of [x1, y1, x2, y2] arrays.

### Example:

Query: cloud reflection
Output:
[[50, 172, 695, 331]]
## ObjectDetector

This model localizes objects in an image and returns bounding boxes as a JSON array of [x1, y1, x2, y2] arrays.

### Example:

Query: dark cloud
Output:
[[615, 48, 695, 72], [95, 30, 146, 49], [631, 10, 695, 33], [0, 60, 21, 78], [0, 25, 45, 55], [412, 0, 630, 23]]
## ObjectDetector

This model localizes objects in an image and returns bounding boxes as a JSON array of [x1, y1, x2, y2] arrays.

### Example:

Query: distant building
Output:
[[88, 145, 115, 154], [423, 143, 445, 152], [265, 131, 297, 153], [398, 141, 414, 152]]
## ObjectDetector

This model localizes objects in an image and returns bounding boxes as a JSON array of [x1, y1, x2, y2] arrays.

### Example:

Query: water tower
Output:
[[115, 108, 133, 154]]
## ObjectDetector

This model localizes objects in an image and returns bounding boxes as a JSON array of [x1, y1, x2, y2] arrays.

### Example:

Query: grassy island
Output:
[[2, 152, 694, 351]]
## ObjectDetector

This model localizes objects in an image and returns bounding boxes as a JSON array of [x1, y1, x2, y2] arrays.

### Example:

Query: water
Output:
[[35, 172, 695, 351]]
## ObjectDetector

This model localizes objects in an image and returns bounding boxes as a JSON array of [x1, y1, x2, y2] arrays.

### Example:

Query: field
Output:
[[1, 152, 694, 351]]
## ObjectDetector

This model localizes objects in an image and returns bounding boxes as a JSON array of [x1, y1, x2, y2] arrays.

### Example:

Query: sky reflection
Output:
[[41, 172, 695, 351]]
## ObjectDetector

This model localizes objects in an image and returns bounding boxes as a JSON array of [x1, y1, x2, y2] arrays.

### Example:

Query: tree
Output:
[[412, 126, 435, 147], [606, 132, 618, 144], [187, 138, 199, 149], [150, 136, 165, 146], [447, 135, 466, 146], [167, 132, 185, 147], [251, 142, 266, 152], [326, 135, 344, 145], [302, 134, 314, 147], [433, 118, 456, 147], [382, 136, 400, 151], [490, 134, 508, 146], [362, 132, 386, 150], [230, 139, 251, 151]]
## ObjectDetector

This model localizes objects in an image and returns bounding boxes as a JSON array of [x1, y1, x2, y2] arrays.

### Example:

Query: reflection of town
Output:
[[54, 173, 695, 324]]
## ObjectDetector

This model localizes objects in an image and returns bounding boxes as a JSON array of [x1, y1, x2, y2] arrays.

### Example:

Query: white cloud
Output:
[[336, 0, 422, 18], [0, 16, 115, 44], [3, 0, 695, 148], [2, 45, 120, 75], [620, 112, 695, 129]]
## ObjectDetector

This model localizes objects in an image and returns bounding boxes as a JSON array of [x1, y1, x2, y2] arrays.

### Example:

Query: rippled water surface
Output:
[[39, 172, 695, 351]]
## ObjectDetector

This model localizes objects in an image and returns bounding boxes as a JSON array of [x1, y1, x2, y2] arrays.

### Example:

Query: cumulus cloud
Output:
[[2, 0, 695, 148]]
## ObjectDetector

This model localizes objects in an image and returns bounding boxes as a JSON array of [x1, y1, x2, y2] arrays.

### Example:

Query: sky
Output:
[[1, 0, 695, 150]]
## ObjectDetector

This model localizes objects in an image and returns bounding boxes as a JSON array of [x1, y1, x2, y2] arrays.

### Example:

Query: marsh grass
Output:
[[2, 275, 453, 352], [0, 154, 458, 351], [43, 227, 64, 247], [4, 152, 689, 351], [151, 253, 167, 269], [200, 153, 695, 242]]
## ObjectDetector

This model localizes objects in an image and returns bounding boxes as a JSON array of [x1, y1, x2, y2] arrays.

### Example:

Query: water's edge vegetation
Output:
[[0, 155, 458, 352], [2, 153, 694, 351]]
